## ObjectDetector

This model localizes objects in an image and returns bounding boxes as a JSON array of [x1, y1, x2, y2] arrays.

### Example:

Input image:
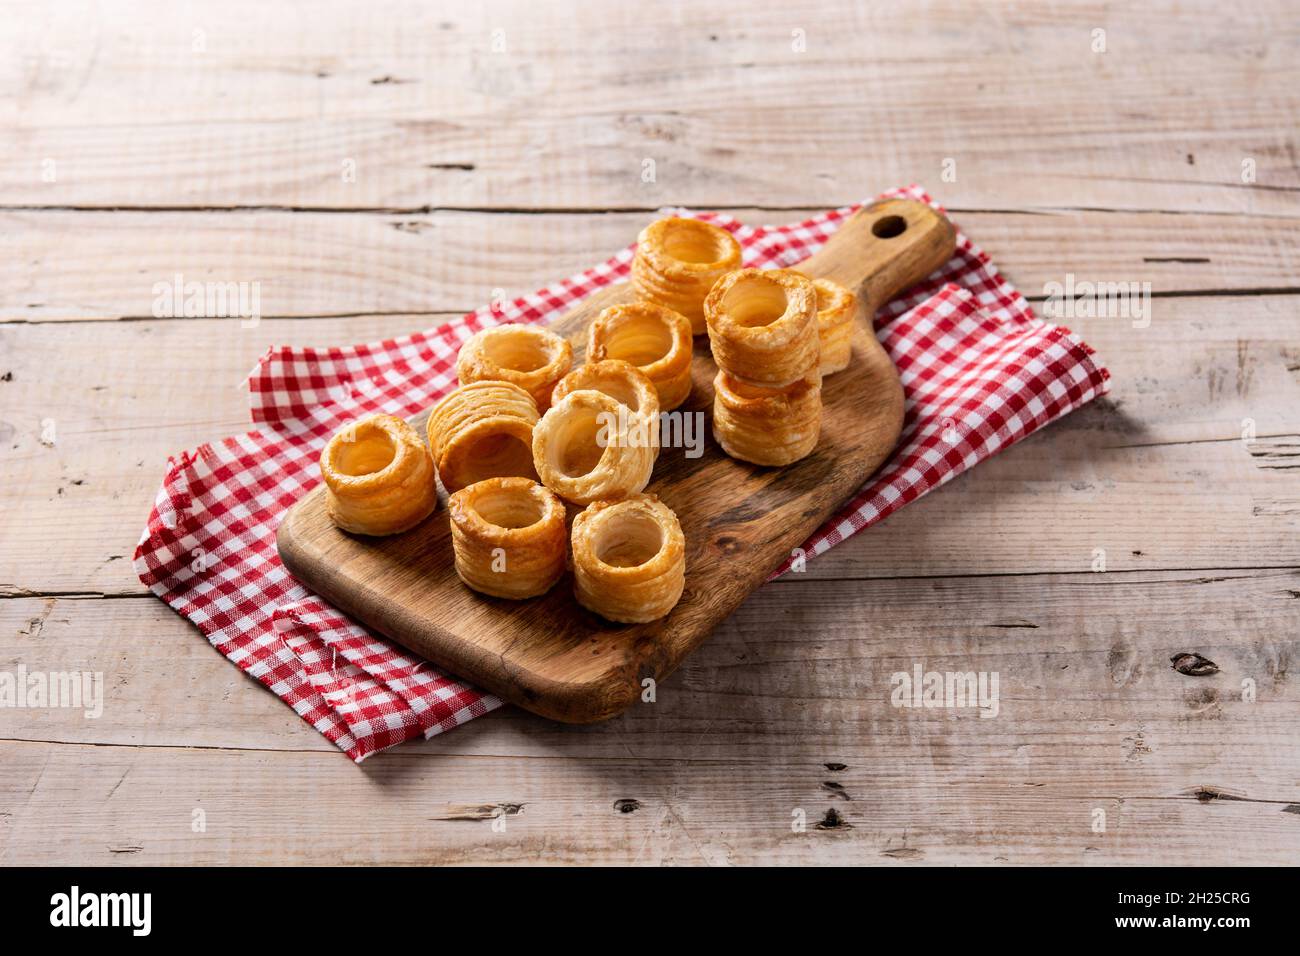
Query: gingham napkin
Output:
[[134, 186, 1109, 761]]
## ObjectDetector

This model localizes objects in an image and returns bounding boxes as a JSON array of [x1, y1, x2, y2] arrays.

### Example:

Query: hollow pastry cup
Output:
[[801, 275, 859, 376], [455, 324, 573, 411], [587, 302, 694, 410], [426, 380, 540, 493], [703, 268, 821, 388], [712, 369, 823, 467], [448, 477, 567, 599], [571, 493, 686, 624], [532, 389, 655, 505], [550, 359, 661, 456], [319, 414, 438, 535], [632, 217, 742, 335]]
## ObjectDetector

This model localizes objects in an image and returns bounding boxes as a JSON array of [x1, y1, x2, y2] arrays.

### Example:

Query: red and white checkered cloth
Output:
[[134, 185, 1109, 761]]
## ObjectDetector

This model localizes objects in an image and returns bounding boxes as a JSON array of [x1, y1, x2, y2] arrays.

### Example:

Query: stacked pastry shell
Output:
[[703, 268, 824, 466], [632, 217, 742, 335], [801, 275, 860, 376]]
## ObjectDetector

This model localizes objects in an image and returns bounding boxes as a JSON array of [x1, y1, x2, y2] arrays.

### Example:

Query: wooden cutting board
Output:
[[277, 198, 956, 722]]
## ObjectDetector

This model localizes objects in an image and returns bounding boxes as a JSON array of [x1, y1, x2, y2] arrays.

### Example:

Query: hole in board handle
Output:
[[871, 215, 907, 239]]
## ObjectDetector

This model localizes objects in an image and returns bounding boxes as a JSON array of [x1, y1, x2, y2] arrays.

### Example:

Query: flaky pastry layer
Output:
[[712, 369, 823, 466], [802, 275, 859, 376], [571, 493, 686, 623], [632, 217, 742, 334], [587, 302, 694, 411], [426, 380, 540, 493], [455, 325, 573, 411], [320, 414, 438, 535], [448, 477, 567, 599], [532, 389, 655, 505], [703, 268, 820, 387]]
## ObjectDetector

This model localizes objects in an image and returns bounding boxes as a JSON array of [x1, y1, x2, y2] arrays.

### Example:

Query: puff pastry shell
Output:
[[703, 268, 820, 387], [455, 325, 573, 411], [802, 275, 859, 376], [448, 477, 567, 599], [319, 414, 438, 535], [632, 217, 742, 335], [571, 494, 686, 623], [550, 359, 660, 455], [587, 302, 694, 410], [712, 369, 823, 467], [532, 389, 655, 505], [426, 381, 539, 493]]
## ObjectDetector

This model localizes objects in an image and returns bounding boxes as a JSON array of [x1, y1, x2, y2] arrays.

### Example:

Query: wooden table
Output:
[[3, 0, 1298, 866]]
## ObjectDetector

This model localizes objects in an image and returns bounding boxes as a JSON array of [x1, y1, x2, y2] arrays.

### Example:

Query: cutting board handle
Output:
[[798, 197, 957, 313]]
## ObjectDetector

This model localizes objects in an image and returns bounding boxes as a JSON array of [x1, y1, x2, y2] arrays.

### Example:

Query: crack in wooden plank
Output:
[[0, 202, 1297, 220], [1107, 431, 1299, 450]]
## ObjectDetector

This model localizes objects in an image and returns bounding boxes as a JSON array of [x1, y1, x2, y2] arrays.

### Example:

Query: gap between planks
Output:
[[6, 287, 1300, 327], [4, 733, 1296, 781], [3, 203, 1298, 220], [5, 562, 1298, 601]]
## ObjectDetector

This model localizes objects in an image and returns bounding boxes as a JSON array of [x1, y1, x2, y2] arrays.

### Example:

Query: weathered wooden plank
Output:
[[0, 314, 445, 597], [4, 738, 1297, 865], [2, 568, 1296, 865], [4, 208, 1298, 321], [0, 595, 329, 752], [3, 568, 1296, 757], [4, 0, 1298, 213], [2, 294, 1297, 595]]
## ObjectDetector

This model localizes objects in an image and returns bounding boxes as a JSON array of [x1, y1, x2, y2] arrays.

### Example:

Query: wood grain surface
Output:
[[277, 199, 951, 721], [2, 0, 1298, 866]]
